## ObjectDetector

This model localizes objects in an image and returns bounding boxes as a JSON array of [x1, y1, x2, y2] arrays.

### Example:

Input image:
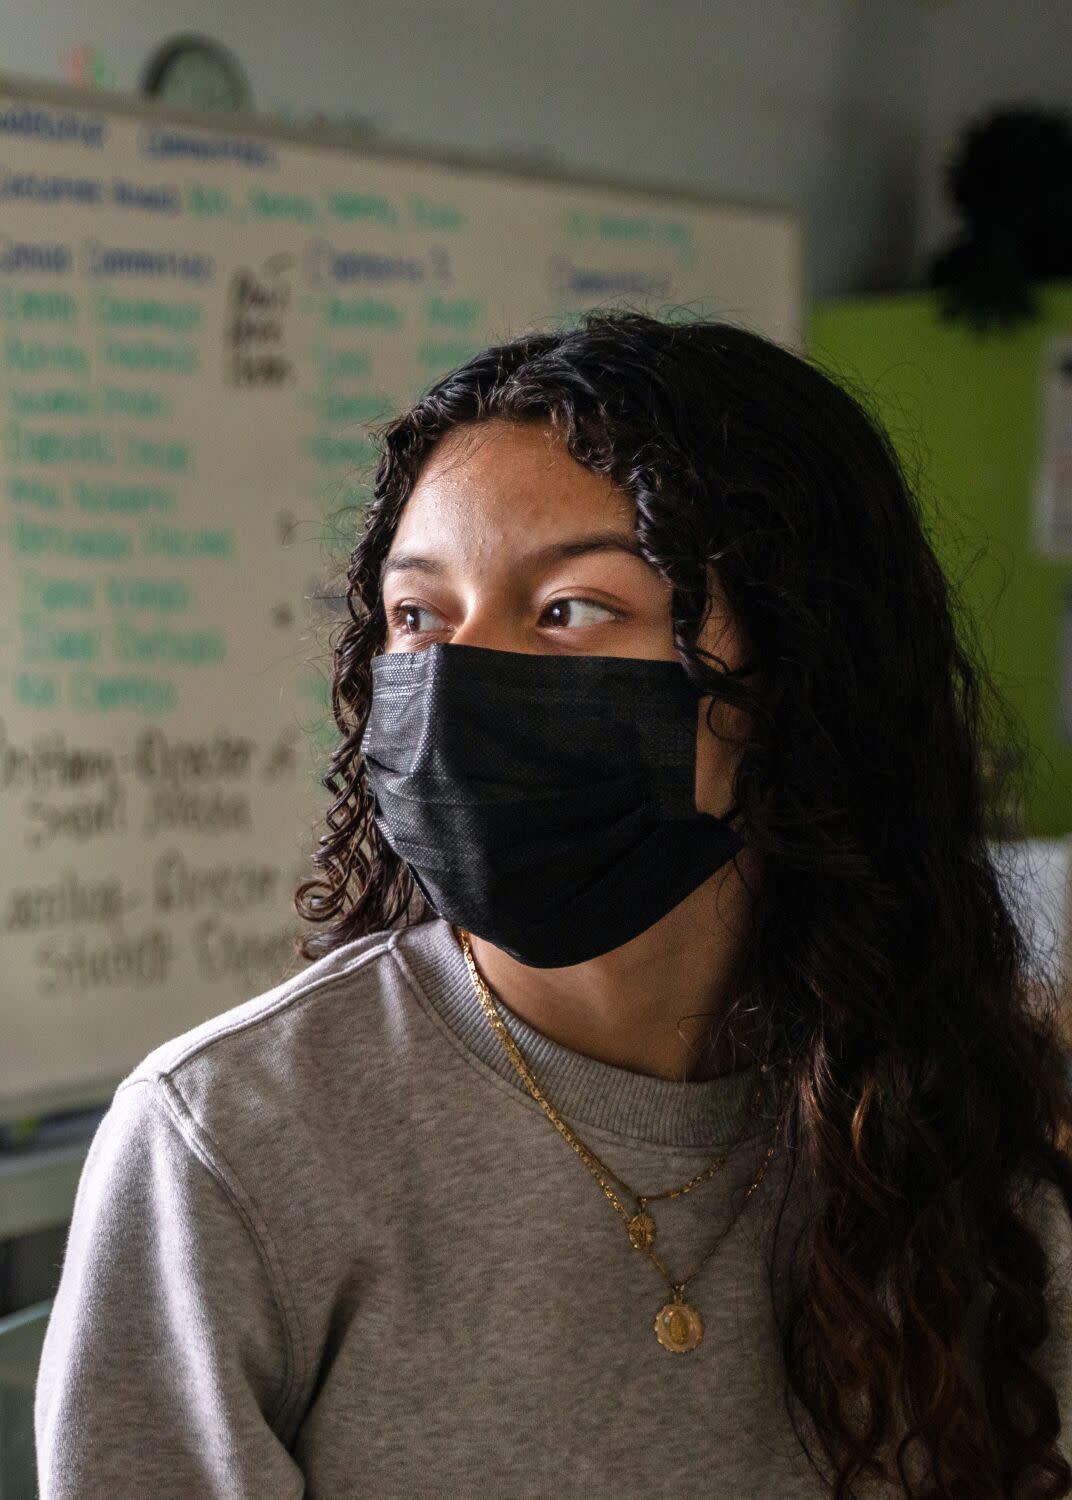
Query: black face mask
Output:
[[359, 643, 745, 968]]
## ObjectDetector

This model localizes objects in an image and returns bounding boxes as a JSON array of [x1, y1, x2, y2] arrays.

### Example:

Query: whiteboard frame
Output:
[[0, 70, 801, 347]]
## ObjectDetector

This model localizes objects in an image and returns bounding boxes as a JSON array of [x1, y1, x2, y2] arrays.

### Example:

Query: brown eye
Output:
[[387, 603, 446, 636], [542, 598, 617, 629]]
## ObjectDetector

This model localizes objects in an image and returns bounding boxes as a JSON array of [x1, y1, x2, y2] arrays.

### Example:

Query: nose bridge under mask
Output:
[[364, 642, 704, 817]]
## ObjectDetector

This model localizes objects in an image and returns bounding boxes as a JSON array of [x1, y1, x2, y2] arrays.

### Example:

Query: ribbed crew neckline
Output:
[[390, 915, 771, 1150]]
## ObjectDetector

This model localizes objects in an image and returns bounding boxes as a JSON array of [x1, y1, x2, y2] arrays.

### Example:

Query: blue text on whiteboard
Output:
[[0, 104, 106, 148], [0, 172, 181, 214], [140, 128, 275, 168]]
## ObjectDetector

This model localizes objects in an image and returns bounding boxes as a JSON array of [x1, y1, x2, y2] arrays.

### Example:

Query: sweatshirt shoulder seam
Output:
[[129, 933, 396, 1085]]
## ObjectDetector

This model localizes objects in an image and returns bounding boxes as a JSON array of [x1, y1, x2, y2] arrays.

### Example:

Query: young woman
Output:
[[36, 310, 1072, 1498]]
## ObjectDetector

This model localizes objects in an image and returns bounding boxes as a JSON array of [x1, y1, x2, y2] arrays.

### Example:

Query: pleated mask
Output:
[[359, 642, 745, 967]]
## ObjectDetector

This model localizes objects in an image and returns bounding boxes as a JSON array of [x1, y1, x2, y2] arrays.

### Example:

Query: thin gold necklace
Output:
[[456, 927, 785, 1354]]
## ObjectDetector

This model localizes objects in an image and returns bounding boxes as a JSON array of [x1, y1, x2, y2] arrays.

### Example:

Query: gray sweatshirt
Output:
[[34, 915, 1072, 1497]]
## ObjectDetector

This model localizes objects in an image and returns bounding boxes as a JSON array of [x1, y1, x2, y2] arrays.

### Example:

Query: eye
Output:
[[541, 597, 618, 629], [388, 603, 446, 636]]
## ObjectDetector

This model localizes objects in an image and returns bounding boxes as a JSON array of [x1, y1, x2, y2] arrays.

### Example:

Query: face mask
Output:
[[359, 642, 745, 968]]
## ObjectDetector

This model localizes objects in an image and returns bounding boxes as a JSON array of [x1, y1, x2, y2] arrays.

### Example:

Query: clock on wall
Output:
[[141, 35, 252, 113]]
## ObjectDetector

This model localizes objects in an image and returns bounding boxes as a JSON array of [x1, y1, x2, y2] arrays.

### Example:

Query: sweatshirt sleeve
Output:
[[34, 1076, 307, 1499]]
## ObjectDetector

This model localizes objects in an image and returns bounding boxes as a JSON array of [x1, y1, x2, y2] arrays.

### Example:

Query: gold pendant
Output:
[[627, 1210, 656, 1250], [654, 1296, 704, 1353]]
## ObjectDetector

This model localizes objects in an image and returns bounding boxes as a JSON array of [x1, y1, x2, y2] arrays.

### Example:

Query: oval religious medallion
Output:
[[654, 1298, 704, 1353], [627, 1211, 656, 1250]]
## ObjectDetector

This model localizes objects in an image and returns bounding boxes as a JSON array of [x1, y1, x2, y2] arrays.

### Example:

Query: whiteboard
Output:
[[0, 76, 800, 1118]]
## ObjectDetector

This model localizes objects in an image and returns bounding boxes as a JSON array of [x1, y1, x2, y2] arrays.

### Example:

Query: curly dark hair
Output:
[[294, 308, 1072, 1497]]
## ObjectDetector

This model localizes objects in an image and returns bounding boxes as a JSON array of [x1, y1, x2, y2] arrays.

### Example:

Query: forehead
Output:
[[393, 419, 634, 545]]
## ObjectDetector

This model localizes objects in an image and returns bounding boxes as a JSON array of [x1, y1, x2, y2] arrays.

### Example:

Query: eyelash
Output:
[[386, 597, 620, 636]]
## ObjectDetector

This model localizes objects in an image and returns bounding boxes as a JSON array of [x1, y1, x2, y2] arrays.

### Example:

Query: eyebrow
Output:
[[381, 531, 645, 582]]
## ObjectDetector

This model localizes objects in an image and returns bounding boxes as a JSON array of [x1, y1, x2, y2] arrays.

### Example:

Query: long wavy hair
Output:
[[294, 308, 1072, 1497]]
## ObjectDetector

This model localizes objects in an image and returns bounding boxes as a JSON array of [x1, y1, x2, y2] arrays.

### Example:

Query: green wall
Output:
[[807, 282, 1072, 837]]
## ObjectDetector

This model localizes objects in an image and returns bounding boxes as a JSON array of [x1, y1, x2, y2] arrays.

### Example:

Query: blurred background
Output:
[[0, 3, 1070, 1492]]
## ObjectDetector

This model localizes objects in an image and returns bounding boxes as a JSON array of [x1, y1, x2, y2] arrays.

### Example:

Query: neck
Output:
[[465, 854, 764, 1084]]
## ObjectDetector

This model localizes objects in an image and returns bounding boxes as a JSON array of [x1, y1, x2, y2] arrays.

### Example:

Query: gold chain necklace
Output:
[[456, 927, 785, 1354]]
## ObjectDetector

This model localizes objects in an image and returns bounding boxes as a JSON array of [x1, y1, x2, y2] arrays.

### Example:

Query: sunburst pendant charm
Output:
[[654, 1297, 704, 1353], [627, 1210, 656, 1250]]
